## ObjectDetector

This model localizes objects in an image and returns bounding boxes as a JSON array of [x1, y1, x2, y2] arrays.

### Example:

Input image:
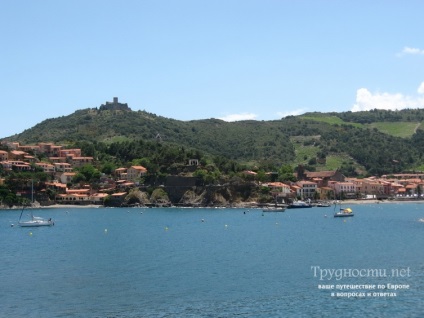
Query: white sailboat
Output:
[[18, 207, 54, 227]]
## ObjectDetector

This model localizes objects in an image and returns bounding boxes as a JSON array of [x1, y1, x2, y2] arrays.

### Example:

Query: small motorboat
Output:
[[315, 201, 331, 207], [287, 200, 312, 209], [334, 207, 354, 218]]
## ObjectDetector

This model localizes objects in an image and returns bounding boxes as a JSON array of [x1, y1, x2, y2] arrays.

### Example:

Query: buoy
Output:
[[224, 224, 228, 228], [201, 219, 205, 222], [29, 232, 33, 236], [165, 226, 169, 231], [104, 229, 108, 233]]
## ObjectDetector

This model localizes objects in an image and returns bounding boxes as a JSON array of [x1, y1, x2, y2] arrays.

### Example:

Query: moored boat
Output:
[[287, 200, 312, 209], [334, 207, 354, 218], [262, 207, 286, 212], [315, 201, 331, 207], [18, 208, 54, 227]]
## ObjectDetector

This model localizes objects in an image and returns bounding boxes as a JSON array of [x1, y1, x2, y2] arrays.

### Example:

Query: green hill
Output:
[[4, 104, 424, 176]]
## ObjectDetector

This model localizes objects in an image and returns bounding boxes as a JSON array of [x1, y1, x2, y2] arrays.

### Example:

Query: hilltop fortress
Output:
[[99, 97, 131, 112]]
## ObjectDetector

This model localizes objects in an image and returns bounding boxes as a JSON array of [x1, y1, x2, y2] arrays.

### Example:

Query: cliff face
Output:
[[104, 183, 267, 208], [172, 183, 263, 207]]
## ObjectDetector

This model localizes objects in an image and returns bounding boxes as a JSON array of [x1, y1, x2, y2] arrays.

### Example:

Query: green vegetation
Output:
[[4, 107, 424, 180], [4, 106, 424, 206], [300, 115, 362, 128], [366, 122, 420, 138], [321, 155, 345, 171], [291, 138, 320, 166]]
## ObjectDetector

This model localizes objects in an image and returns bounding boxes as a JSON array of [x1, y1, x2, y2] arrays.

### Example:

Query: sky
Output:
[[1, 0, 424, 138]]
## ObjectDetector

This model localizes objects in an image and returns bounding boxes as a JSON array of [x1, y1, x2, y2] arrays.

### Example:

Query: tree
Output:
[[74, 164, 101, 182], [256, 170, 269, 183], [46, 188, 57, 201], [308, 157, 317, 165], [101, 162, 115, 175], [278, 164, 296, 182], [0, 185, 21, 207], [72, 173, 86, 184]]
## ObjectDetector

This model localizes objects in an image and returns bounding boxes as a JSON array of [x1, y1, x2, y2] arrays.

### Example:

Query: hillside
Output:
[[4, 102, 424, 176]]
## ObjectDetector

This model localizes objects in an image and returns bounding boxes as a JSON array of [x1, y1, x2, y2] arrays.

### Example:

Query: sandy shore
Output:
[[35, 204, 103, 209], [3, 200, 424, 210], [0, 204, 103, 210], [44, 201, 424, 207], [341, 199, 424, 205]]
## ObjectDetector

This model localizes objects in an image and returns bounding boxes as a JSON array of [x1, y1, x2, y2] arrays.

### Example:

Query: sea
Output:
[[1, 203, 424, 318]]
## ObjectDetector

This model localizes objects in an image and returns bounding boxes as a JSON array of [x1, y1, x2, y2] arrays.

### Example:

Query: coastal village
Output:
[[1, 140, 423, 208]]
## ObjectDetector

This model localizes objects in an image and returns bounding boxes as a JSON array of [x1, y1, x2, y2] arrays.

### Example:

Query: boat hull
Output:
[[262, 208, 286, 212], [333, 213, 354, 218], [287, 205, 312, 209], [18, 220, 54, 227], [316, 204, 331, 207]]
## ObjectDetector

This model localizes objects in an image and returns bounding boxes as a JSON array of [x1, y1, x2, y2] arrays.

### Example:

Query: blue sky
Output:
[[2, 0, 424, 138]]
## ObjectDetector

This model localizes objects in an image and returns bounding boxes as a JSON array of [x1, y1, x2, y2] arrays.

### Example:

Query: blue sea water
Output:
[[1, 203, 424, 318]]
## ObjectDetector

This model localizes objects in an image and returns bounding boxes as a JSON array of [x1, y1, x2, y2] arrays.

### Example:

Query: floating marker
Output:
[[104, 229, 108, 233], [29, 232, 33, 236]]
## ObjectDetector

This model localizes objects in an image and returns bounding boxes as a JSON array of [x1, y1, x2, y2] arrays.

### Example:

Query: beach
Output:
[[2, 199, 424, 210], [342, 199, 424, 205]]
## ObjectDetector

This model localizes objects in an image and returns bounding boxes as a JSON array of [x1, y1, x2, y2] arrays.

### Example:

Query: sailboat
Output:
[[333, 198, 354, 218], [331, 190, 353, 217], [262, 195, 287, 212], [262, 206, 287, 212], [18, 207, 54, 227]]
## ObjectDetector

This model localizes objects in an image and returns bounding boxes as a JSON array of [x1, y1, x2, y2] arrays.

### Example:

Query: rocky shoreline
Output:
[[2, 198, 424, 210]]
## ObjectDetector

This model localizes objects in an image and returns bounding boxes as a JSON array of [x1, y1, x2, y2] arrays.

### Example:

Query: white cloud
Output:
[[277, 109, 306, 118], [218, 112, 258, 122], [351, 85, 424, 112], [397, 46, 424, 57], [418, 82, 424, 94]]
